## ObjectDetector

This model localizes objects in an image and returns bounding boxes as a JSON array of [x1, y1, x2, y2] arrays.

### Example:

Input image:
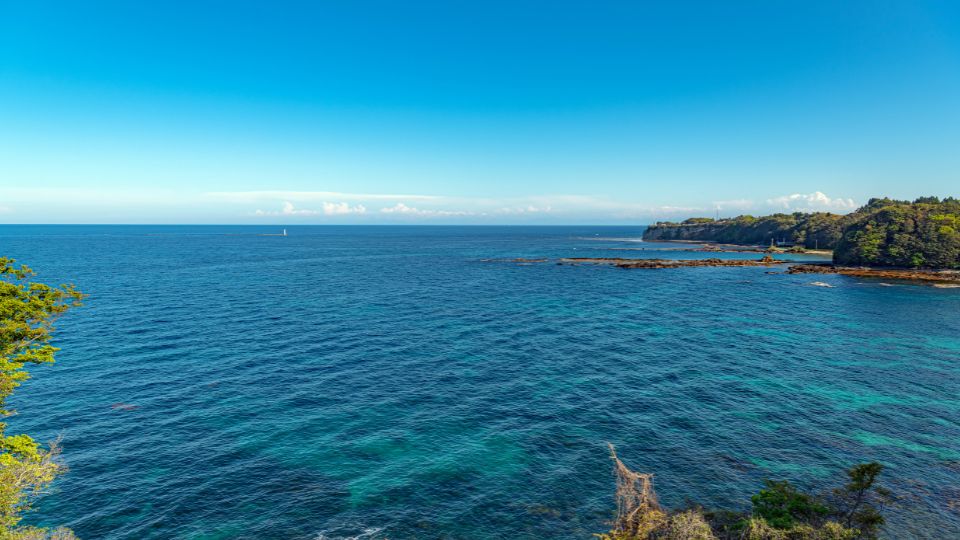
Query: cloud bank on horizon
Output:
[[223, 190, 861, 223], [0, 188, 865, 224]]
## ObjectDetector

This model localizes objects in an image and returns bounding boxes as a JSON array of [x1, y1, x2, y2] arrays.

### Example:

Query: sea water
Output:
[[2, 225, 958, 539]]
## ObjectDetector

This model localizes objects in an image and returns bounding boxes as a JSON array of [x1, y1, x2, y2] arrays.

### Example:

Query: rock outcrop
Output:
[[787, 264, 960, 283], [558, 256, 784, 269]]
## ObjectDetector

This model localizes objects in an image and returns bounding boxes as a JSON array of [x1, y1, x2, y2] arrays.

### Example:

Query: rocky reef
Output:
[[787, 263, 960, 284], [558, 255, 783, 269]]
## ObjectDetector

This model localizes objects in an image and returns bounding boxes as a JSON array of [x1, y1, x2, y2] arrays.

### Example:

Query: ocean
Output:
[[2, 225, 959, 539]]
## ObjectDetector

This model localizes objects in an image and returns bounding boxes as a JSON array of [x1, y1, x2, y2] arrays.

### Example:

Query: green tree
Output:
[[834, 198, 960, 268], [830, 463, 889, 540], [750, 480, 829, 530], [0, 258, 83, 539], [598, 446, 871, 540]]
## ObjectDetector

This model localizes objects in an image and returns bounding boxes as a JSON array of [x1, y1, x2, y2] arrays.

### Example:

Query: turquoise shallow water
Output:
[[2, 225, 959, 539]]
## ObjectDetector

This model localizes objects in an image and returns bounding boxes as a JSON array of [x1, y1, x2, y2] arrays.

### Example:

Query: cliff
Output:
[[644, 197, 960, 269], [643, 213, 845, 249]]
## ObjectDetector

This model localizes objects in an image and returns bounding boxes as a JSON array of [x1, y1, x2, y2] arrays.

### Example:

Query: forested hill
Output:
[[834, 197, 960, 268], [642, 212, 846, 249], [642, 197, 960, 269]]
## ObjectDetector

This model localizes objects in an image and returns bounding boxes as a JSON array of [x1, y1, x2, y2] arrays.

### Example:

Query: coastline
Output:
[[557, 256, 785, 269], [641, 239, 835, 257], [787, 263, 960, 284]]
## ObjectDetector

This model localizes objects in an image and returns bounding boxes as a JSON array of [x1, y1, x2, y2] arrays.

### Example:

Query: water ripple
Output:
[[1, 225, 958, 539]]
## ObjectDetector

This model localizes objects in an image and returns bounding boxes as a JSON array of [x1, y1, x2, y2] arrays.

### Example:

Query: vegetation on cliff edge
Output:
[[644, 213, 846, 250], [833, 197, 960, 268], [0, 258, 82, 540], [598, 445, 890, 540]]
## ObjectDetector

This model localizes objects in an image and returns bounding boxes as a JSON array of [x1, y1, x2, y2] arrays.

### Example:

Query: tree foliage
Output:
[[645, 212, 847, 249], [751, 480, 829, 529], [829, 463, 890, 540], [598, 446, 889, 540], [0, 258, 82, 539], [833, 197, 960, 268]]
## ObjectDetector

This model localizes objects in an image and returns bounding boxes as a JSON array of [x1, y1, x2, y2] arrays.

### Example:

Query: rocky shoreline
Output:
[[557, 255, 784, 269], [639, 239, 834, 256], [787, 263, 960, 284]]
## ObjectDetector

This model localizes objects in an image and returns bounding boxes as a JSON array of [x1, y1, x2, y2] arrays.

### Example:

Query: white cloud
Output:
[[321, 201, 367, 215], [494, 205, 552, 215], [282, 201, 318, 216], [254, 201, 317, 216], [253, 201, 366, 217], [766, 191, 856, 212], [222, 190, 717, 221], [231, 189, 859, 223], [379, 203, 473, 217], [713, 199, 754, 211], [652, 205, 703, 213], [208, 190, 439, 203], [609, 204, 705, 219]]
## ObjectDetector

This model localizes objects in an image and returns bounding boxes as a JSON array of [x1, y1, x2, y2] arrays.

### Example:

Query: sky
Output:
[[1, 1, 959, 224]]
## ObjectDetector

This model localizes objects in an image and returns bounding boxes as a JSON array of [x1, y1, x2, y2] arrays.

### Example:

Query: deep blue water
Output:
[[2, 225, 959, 539]]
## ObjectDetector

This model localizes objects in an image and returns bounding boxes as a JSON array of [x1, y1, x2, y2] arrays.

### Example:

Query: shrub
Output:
[[598, 445, 882, 540]]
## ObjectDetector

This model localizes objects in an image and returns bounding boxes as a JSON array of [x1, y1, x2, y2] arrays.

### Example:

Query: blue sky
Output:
[[1, 1, 959, 224]]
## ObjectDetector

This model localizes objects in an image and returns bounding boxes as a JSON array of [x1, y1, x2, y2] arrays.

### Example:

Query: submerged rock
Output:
[[111, 403, 139, 411]]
